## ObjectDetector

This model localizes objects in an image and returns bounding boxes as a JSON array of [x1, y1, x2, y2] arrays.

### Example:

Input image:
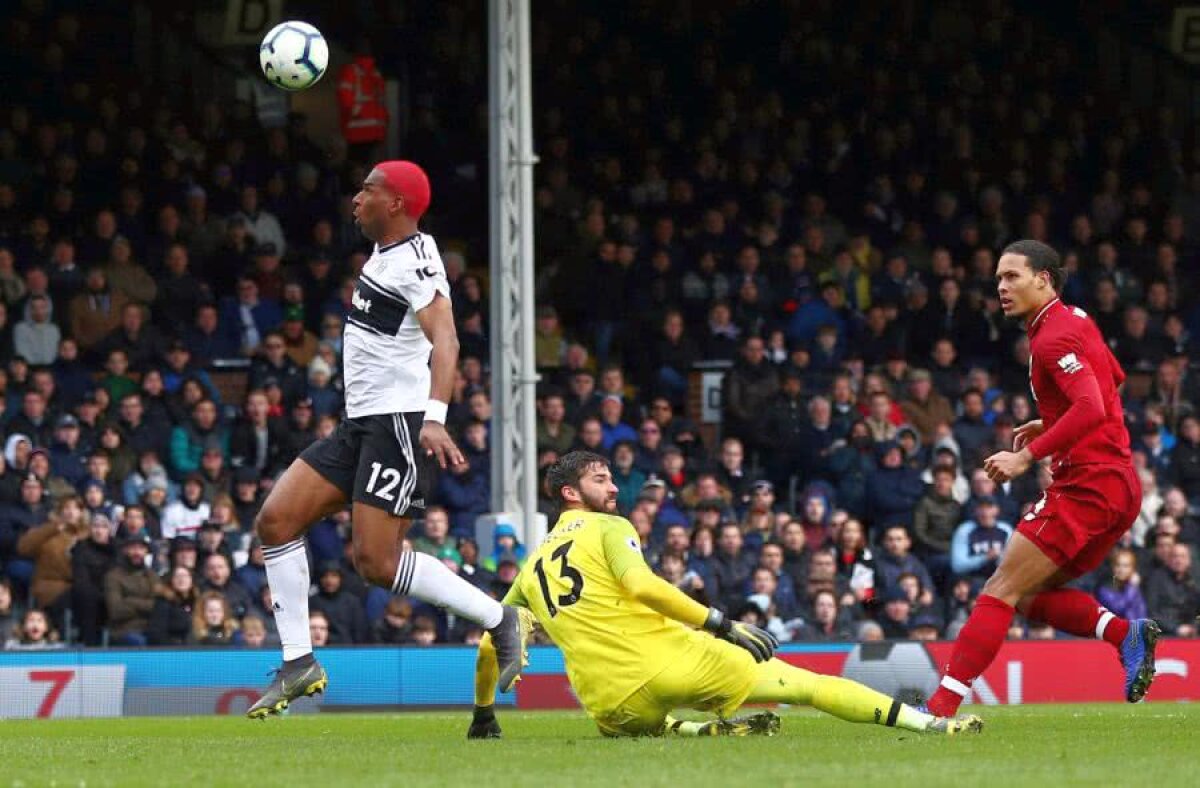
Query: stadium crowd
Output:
[[1, 0, 1199, 649]]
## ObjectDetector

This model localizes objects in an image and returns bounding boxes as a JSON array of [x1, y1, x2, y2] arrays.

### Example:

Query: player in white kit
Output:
[[247, 161, 525, 718]]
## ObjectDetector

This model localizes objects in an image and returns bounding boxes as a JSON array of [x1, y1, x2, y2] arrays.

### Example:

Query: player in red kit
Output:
[[926, 240, 1159, 718]]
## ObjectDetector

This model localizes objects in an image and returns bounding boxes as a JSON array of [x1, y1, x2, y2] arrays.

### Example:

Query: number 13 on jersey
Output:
[[533, 541, 585, 616]]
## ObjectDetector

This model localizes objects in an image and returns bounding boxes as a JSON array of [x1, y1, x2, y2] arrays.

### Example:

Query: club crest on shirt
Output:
[[1057, 353, 1083, 374]]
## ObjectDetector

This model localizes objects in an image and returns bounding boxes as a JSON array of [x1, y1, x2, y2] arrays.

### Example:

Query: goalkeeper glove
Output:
[[703, 608, 779, 663], [467, 704, 503, 739]]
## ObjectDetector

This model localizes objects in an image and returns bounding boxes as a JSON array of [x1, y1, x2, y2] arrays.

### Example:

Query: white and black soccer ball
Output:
[[259, 21, 329, 91]]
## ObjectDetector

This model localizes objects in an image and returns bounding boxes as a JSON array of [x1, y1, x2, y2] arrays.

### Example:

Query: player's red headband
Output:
[[375, 160, 431, 220]]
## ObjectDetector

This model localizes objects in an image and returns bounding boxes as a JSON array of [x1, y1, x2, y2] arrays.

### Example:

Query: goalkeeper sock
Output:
[[263, 539, 313, 662], [747, 659, 934, 733], [810, 675, 933, 733], [1025, 588, 1130, 647], [393, 550, 504, 629]]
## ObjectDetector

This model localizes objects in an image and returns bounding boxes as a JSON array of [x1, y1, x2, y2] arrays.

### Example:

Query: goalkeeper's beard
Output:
[[580, 490, 617, 514]]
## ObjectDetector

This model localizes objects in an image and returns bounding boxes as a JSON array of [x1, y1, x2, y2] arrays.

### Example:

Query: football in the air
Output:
[[259, 21, 328, 91]]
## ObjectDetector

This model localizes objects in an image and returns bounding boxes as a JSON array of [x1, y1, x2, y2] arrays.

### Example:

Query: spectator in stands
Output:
[[13, 294, 58, 366], [169, 399, 226, 478], [221, 277, 280, 357], [190, 590, 241, 646], [797, 589, 853, 641], [199, 552, 251, 620], [794, 490, 832, 553], [722, 335, 779, 453], [70, 513, 115, 645], [900, 369, 954, 444], [649, 310, 698, 403], [710, 437, 748, 504], [1170, 415, 1200, 501], [241, 614, 274, 648], [413, 506, 452, 556], [456, 537, 495, 592], [229, 389, 284, 476], [0, 579, 19, 643], [950, 496, 1014, 581], [161, 474, 211, 539], [833, 517, 875, 605], [534, 305, 567, 370], [16, 494, 88, 621], [148, 564, 197, 645], [865, 441, 923, 530], [103, 534, 156, 646], [611, 441, 646, 516], [184, 303, 237, 364], [3, 608, 60, 650], [305, 358, 340, 419], [247, 330, 305, 404], [0, 474, 50, 589], [0, 248, 26, 308], [710, 522, 755, 612], [949, 388, 989, 466], [373, 597, 414, 644], [310, 561, 368, 644], [49, 414, 87, 487], [912, 466, 963, 581], [280, 305, 318, 367], [875, 525, 934, 597], [1095, 548, 1148, 624], [99, 304, 165, 371], [309, 610, 331, 648], [536, 390, 575, 455], [1146, 543, 1200, 637], [156, 242, 206, 330]]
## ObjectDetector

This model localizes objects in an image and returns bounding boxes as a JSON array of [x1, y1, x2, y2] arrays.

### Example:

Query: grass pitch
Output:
[[1, 704, 1194, 787]]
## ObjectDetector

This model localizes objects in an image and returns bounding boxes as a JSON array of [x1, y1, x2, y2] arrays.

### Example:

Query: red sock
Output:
[[1025, 588, 1129, 647], [927, 594, 1014, 717]]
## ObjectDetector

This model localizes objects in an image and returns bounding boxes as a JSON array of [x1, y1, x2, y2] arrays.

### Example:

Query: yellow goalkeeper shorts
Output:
[[592, 636, 758, 737]]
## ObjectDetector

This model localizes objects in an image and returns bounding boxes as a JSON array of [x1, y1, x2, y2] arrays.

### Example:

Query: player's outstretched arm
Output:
[[415, 292, 464, 469], [605, 527, 778, 662]]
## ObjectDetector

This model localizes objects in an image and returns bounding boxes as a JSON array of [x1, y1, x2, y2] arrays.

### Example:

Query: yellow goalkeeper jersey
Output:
[[506, 509, 704, 713]]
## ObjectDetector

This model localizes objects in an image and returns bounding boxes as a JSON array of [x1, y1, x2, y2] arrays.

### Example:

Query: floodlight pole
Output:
[[488, 0, 541, 545]]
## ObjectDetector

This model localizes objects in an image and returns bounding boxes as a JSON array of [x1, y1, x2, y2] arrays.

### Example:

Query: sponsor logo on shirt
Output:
[[352, 288, 372, 313], [1057, 353, 1083, 374]]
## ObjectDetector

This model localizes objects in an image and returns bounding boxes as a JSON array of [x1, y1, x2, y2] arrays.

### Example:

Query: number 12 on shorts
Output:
[[365, 461, 402, 501]]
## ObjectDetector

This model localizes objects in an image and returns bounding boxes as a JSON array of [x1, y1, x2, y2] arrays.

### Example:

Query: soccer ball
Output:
[[259, 21, 328, 91]]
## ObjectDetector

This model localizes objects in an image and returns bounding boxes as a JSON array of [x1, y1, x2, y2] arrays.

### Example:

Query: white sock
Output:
[[263, 540, 313, 661], [393, 550, 503, 629]]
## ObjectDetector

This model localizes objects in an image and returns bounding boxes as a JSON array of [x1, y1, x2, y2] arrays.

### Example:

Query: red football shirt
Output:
[[1025, 298, 1132, 470]]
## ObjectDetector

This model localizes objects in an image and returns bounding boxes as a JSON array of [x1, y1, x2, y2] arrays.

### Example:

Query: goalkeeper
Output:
[[469, 451, 983, 739]]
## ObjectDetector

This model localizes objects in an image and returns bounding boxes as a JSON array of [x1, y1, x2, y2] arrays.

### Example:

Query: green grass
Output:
[[0, 704, 1195, 787]]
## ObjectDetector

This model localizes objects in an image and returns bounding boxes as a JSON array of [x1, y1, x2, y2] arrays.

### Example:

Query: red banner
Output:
[[925, 638, 1200, 704]]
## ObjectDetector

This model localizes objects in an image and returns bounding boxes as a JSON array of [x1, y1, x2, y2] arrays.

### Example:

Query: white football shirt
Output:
[[342, 232, 450, 417]]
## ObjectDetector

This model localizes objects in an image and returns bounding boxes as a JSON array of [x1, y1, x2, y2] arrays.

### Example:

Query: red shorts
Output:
[[1017, 463, 1141, 578]]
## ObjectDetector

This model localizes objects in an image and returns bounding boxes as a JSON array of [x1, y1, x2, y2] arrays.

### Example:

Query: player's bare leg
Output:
[[351, 503, 527, 690], [742, 659, 981, 736], [248, 459, 348, 718]]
